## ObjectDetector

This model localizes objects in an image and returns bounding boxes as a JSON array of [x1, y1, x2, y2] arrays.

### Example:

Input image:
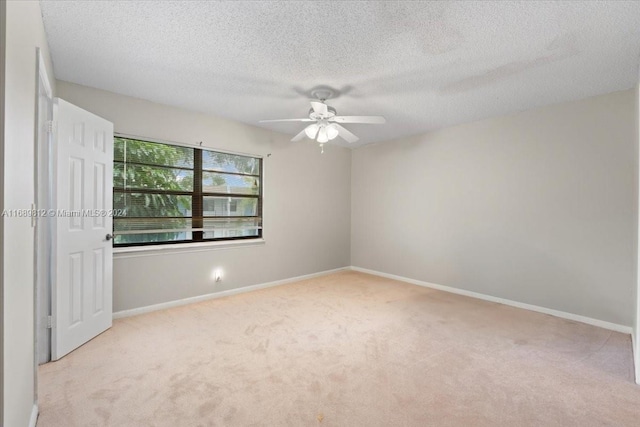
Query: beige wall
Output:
[[3, 1, 57, 426], [352, 90, 637, 326], [56, 81, 352, 313]]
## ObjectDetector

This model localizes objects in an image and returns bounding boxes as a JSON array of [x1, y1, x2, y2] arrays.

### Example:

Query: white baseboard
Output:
[[29, 403, 38, 427], [113, 264, 632, 337], [351, 266, 632, 335], [113, 267, 350, 319]]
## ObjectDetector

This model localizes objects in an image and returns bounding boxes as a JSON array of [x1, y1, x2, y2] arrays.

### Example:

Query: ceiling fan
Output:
[[259, 89, 385, 151]]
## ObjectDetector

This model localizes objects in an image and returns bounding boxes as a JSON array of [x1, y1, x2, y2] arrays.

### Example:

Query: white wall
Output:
[[56, 81, 352, 313], [3, 1, 56, 426], [352, 90, 637, 327]]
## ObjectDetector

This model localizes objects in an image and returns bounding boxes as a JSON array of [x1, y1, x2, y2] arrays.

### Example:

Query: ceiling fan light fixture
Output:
[[304, 123, 319, 139], [261, 98, 385, 145], [317, 126, 329, 143], [326, 123, 339, 140]]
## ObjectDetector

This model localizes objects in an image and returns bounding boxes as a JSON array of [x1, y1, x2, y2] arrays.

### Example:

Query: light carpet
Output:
[[38, 271, 640, 426]]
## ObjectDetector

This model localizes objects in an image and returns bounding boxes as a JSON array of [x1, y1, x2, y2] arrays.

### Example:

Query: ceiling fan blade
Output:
[[331, 116, 386, 124], [259, 118, 314, 123], [310, 101, 328, 115], [291, 128, 308, 142], [334, 124, 359, 143]]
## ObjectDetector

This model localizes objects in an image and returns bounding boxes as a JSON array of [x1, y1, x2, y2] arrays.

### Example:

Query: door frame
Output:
[[34, 47, 53, 401], [0, 1, 6, 422]]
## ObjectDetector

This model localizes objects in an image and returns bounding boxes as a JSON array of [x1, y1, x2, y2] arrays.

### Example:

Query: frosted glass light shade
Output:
[[326, 123, 339, 140], [305, 124, 319, 139], [317, 126, 329, 143]]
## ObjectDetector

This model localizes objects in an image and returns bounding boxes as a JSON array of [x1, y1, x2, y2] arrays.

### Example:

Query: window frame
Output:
[[112, 133, 263, 248]]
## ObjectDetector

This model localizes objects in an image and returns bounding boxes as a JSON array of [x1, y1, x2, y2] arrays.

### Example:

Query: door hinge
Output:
[[45, 120, 57, 134], [46, 315, 53, 329]]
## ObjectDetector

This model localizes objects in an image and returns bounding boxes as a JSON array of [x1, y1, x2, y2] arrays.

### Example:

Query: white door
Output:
[[52, 98, 114, 360]]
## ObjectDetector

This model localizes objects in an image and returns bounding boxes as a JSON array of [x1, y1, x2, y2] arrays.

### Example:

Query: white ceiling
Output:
[[41, 1, 640, 147]]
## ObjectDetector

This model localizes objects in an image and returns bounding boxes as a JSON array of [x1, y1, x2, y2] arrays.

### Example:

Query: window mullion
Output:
[[193, 149, 204, 241]]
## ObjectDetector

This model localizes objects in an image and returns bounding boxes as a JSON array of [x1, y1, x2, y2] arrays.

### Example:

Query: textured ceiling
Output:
[[41, 1, 640, 147]]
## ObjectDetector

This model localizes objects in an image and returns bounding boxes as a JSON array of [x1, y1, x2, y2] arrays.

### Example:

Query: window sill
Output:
[[113, 238, 265, 258]]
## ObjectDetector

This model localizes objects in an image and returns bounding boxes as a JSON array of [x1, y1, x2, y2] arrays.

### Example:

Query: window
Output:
[[113, 136, 262, 247]]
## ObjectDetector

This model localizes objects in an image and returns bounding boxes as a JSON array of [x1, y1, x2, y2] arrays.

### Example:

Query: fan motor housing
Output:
[[309, 106, 337, 120]]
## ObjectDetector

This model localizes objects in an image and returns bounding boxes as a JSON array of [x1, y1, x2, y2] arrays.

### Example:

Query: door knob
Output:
[[105, 233, 114, 241]]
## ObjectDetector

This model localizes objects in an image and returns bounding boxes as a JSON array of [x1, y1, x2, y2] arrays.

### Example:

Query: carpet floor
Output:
[[38, 271, 640, 426]]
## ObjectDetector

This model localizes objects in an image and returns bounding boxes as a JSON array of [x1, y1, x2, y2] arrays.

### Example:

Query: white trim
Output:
[[29, 403, 38, 427], [112, 265, 632, 336], [350, 266, 633, 334], [113, 238, 265, 258], [37, 52, 51, 99], [113, 267, 349, 319], [635, 82, 640, 385]]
